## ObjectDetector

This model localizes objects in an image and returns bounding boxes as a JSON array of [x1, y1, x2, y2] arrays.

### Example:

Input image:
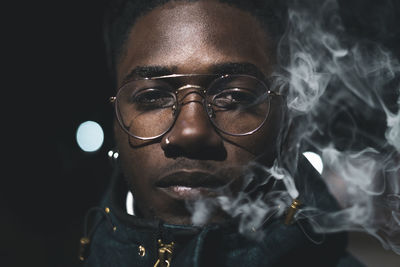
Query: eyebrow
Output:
[[122, 66, 176, 84], [211, 62, 266, 80], [122, 62, 266, 84]]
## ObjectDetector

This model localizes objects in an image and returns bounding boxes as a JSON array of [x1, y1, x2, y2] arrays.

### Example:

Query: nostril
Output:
[[163, 143, 183, 158], [161, 133, 227, 160]]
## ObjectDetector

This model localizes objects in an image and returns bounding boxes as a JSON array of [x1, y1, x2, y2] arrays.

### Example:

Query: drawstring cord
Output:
[[79, 206, 116, 262]]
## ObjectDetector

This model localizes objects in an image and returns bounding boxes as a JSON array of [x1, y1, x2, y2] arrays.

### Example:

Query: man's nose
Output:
[[160, 90, 226, 159]]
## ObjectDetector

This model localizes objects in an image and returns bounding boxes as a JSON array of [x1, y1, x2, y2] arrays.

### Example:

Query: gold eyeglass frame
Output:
[[110, 74, 283, 140]]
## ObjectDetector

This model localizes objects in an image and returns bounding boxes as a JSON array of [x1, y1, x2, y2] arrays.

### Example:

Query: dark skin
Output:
[[114, 0, 285, 225]]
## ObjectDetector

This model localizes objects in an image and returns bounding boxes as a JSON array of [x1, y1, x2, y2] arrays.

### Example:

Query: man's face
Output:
[[114, 1, 284, 225]]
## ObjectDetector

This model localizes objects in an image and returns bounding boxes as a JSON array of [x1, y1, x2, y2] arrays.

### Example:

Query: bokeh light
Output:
[[76, 121, 104, 152], [303, 151, 324, 174]]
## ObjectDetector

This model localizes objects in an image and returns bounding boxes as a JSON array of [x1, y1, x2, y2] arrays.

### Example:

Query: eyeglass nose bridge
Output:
[[176, 84, 204, 92], [175, 84, 206, 100], [174, 84, 213, 117]]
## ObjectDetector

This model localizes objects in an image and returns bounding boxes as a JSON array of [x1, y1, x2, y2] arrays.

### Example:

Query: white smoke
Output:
[[384, 98, 400, 152], [275, 0, 400, 255], [188, 0, 400, 255]]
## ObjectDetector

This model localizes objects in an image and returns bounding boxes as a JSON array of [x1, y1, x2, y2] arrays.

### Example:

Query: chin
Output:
[[158, 208, 232, 226], [160, 216, 194, 226]]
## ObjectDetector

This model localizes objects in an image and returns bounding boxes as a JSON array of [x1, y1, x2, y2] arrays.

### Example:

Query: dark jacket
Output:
[[81, 156, 365, 267]]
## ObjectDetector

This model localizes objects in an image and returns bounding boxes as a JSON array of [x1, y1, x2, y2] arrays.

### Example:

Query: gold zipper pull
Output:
[[284, 198, 301, 225], [78, 237, 90, 261], [153, 239, 175, 267]]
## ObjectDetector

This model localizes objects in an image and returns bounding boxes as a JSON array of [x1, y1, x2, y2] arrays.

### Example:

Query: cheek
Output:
[[119, 145, 162, 182], [229, 107, 283, 163], [114, 123, 160, 186]]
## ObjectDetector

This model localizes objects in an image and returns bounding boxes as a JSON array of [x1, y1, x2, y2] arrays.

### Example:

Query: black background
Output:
[[2, 0, 399, 266], [4, 1, 113, 266]]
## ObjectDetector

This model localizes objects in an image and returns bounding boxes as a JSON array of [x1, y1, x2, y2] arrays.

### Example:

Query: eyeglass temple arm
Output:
[[267, 90, 282, 96]]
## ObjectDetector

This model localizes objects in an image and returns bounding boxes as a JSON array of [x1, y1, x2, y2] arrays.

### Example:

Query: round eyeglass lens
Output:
[[207, 75, 270, 135], [116, 80, 177, 139]]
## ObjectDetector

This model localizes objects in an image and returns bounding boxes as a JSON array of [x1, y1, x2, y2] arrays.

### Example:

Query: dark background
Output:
[[4, 1, 113, 266], [2, 0, 399, 266]]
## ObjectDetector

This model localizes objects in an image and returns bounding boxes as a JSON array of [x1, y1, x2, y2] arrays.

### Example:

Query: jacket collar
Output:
[[99, 155, 346, 244]]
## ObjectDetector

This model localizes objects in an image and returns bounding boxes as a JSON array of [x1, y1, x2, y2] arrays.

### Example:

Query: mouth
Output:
[[155, 171, 230, 200]]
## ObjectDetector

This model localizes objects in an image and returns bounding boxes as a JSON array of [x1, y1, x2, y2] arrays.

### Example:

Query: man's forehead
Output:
[[115, 1, 275, 86]]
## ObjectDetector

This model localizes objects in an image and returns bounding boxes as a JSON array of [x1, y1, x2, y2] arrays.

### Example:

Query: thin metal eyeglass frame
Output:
[[110, 74, 282, 140]]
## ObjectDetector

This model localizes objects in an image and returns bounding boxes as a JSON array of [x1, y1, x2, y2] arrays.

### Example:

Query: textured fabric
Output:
[[81, 156, 365, 267]]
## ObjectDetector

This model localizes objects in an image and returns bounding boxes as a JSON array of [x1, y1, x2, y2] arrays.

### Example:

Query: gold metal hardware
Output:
[[153, 239, 175, 267], [138, 245, 146, 257], [284, 198, 301, 225], [268, 90, 283, 96], [78, 237, 90, 261], [177, 84, 203, 91]]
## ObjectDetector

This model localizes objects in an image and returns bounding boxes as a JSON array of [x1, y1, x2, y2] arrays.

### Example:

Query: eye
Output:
[[212, 88, 258, 109], [133, 89, 175, 109]]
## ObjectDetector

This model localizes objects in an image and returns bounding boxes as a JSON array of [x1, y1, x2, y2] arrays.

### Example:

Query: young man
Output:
[[80, 0, 365, 266]]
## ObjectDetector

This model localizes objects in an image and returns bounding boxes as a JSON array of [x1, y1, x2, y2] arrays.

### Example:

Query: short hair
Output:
[[102, 0, 288, 85]]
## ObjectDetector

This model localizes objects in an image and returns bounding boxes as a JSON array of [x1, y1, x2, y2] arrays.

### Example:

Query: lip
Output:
[[155, 171, 230, 200]]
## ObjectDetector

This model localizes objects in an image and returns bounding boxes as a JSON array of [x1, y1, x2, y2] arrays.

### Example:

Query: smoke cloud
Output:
[[188, 0, 400, 255]]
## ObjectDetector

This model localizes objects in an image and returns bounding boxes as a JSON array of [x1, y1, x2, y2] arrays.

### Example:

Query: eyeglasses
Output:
[[110, 74, 282, 140]]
